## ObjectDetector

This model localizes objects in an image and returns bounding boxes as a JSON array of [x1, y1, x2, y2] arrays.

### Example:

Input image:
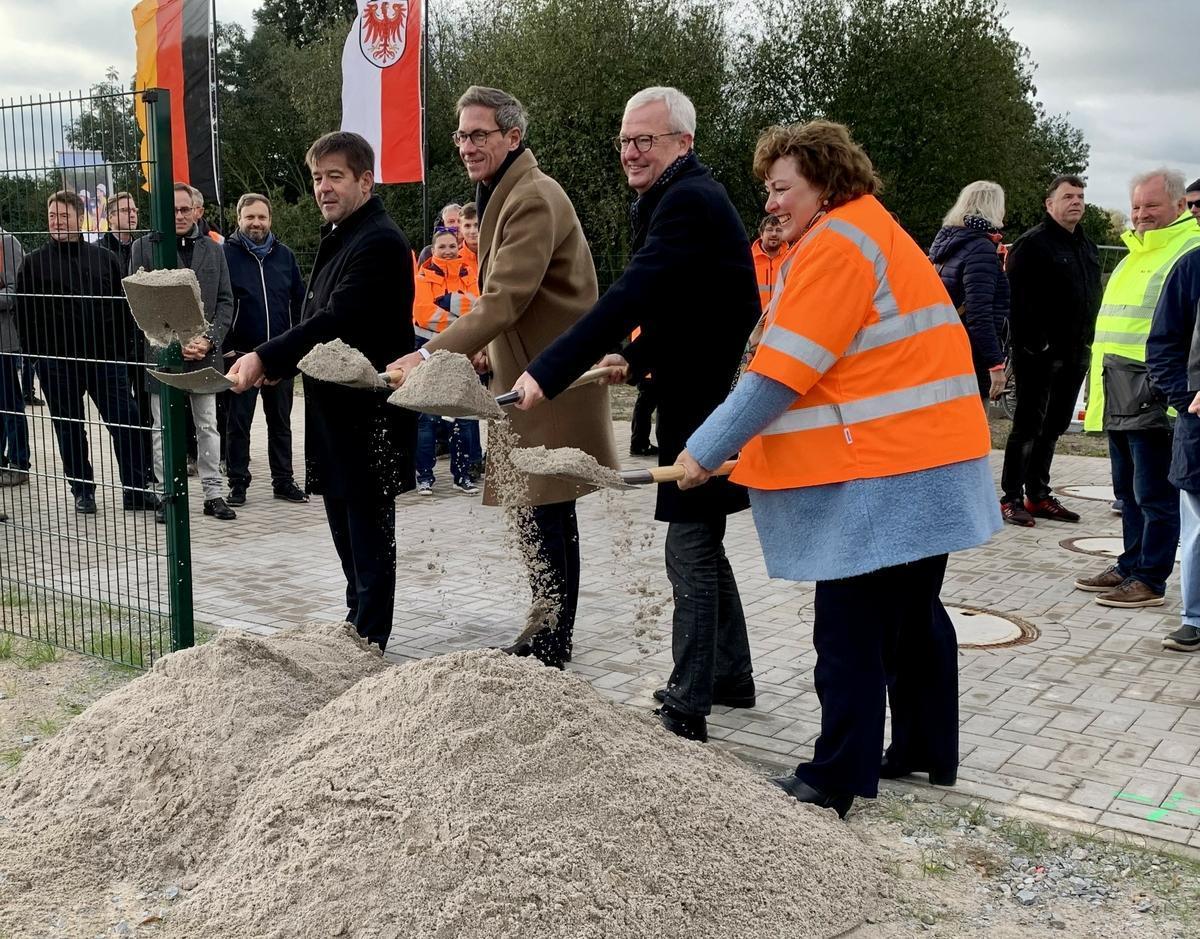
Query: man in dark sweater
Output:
[[510, 86, 760, 743], [1147, 247, 1200, 652], [14, 191, 152, 514], [999, 175, 1101, 527]]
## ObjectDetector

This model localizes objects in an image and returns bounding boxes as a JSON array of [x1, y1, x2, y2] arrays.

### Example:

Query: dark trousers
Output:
[[795, 553, 958, 798], [0, 353, 30, 469], [1109, 429, 1178, 594], [525, 500, 580, 665], [630, 376, 658, 450], [37, 358, 150, 497], [663, 517, 752, 716], [19, 356, 35, 400], [322, 494, 396, 650], [1000, 352, 1086, 502], [226, 378, 295, 490]]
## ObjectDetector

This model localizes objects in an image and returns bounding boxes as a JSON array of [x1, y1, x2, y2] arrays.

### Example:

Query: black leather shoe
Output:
[[122, 491, 161, 511], [74, 493, 97, 515], [273, 481, 308, 503], [879, 755, 956, 786], [770, 774, 854, 818], [498, 638, 566, 670], [653, 674, 756, 709], [226, 486, 247, 507], [155, 506, 166, 525], [203, 498, 237, 521], [629, 444, 659, 457], [656, 705, 707, 742]]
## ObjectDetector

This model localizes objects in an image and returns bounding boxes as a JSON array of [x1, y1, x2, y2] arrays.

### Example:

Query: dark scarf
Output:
[[475, 142, 528, 225], [964, 214, 1003, 243], [246, 232, 275, 260], [176, 225, 199, 268], [630, 150, 695, 233]]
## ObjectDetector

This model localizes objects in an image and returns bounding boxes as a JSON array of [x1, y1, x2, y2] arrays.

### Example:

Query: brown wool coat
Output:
[[425, 149, 617, 506]]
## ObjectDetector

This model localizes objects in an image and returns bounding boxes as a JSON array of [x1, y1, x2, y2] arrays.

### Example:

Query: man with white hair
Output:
[[509, 86, 761, 742], [1075, 169, 1200, 608]]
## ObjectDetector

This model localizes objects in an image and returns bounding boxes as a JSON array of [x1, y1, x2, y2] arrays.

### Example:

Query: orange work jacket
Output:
[[413, 256, 478, 338], [736, 195, 989, 490], [751, 238, 787, 312]]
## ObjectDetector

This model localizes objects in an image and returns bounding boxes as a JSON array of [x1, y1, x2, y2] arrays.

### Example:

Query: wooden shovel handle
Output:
[[623, 459, 738, 485]]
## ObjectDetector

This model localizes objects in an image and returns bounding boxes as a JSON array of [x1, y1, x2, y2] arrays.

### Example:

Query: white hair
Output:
[[623, 86, 696, 136], [1129, 167, 1187, 203], [439, 202, 462, 220], [942, 180, 1005, 228]]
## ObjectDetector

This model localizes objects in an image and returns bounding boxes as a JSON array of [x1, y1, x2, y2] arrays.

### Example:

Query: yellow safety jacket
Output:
[[1084, 213, 1200, 431]]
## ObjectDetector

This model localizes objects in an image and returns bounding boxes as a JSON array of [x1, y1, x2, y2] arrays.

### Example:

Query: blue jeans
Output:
[[1109, 429, 1178, 595], [0, 352, 30, 469], [416, 415, 476, 484], [1180, 490, 1200, 628]]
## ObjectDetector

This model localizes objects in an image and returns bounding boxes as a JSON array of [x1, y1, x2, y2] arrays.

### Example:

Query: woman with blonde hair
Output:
[[929, 180, 1011, 401], [677, 121, 999, 817]]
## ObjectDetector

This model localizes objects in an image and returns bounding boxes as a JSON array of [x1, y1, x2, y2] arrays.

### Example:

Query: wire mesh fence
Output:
[[0, 88, 192, 667]]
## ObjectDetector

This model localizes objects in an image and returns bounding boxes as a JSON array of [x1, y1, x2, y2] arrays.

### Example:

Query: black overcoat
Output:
[[256, 196, 416, 500], [527, 154, 758, 522]]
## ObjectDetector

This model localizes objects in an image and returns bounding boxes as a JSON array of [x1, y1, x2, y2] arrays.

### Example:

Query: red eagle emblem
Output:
[[359, 1, 409, 68]]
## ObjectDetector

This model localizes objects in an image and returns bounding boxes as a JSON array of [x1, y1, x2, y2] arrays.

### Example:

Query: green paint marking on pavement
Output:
[[1113, 790, 1200, 823]]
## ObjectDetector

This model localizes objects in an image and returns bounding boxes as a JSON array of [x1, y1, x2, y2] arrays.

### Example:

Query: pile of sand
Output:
[[389, 350, 505, 419], [0, 632, 879, 938], [123, 268, 209, 347], [298, 339, 386, 389], [510, 445, 625, 490]]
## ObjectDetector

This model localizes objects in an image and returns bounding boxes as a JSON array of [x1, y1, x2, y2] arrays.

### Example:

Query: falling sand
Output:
[[0, 629, 881, 937], [298, 339, 387, 389], [510, 445, 625, 490], [388, 350, 505, 419]]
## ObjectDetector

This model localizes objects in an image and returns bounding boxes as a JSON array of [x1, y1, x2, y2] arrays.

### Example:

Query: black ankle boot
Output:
[[770, 774, 854, 818]]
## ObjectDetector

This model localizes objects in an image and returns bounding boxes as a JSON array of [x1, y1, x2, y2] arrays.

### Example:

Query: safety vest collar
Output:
[[1120, 212, 1200, 253]]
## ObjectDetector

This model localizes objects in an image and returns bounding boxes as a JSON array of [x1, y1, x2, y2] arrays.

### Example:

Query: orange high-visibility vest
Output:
[[736, 195, 990, 490], [751, 238, 786, 312], [460, 243, 479, 283], [413, 256, 478, 338]]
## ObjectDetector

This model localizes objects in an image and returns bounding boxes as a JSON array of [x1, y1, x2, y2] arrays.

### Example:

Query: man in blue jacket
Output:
[[222, 193, 307, 506], [1147, 246, 1200, 652]]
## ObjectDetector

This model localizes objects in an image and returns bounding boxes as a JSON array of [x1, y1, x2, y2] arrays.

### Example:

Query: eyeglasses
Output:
[[613, 132, 683, 153], [1188, 199, 1200, 210], [173, 207, 194, 216], [451, 128, 502, 147]]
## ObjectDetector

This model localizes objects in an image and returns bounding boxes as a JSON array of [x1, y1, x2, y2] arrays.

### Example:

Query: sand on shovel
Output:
[[298, 338, 387, 389], [123, 268, 209, 347], [510, 444, 625, 490], [388, 349, 505, 419]]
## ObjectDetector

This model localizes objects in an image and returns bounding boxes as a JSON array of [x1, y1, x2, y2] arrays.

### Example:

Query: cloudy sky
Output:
[[1, 0, 1197, 214]]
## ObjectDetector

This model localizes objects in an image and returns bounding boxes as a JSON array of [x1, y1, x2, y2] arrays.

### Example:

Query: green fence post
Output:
[[143, 88, 194, 651]]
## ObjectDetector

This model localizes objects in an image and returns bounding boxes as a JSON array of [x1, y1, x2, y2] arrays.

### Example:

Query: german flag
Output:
[[132, 0, 218, 201]]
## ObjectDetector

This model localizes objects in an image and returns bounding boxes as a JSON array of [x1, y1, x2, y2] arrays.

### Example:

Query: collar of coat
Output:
[[320, 194, 386, 244], [629, 150, 700, 236], [475, 142, 528, 223], [1040, 212, 1091, 245]]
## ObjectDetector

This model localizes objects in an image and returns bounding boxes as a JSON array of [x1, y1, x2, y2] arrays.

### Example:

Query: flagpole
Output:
[[210, 0, 225, 229], [420, 0, 429, 246]]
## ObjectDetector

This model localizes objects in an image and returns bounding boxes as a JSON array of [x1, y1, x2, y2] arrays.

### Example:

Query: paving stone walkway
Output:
[[6, 392, 1200, 850]]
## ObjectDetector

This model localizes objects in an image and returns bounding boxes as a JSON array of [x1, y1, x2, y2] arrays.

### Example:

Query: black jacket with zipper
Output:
[[222, 232, 306, 356]]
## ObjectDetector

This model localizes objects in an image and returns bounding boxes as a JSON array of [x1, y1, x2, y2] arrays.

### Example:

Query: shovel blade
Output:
[[149, 367, 234, 393]]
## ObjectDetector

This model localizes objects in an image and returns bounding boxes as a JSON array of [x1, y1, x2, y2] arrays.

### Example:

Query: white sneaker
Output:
[[453, 478, 480, 494], [416, 480, 434, 495]]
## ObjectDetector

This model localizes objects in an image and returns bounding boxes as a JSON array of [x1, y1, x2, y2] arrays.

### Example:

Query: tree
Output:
[[254, 0, 357, 48], [64, 67, 145, 195]]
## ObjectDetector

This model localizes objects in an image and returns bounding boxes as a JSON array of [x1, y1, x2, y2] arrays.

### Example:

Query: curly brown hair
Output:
[[753, 121, 881, 209]]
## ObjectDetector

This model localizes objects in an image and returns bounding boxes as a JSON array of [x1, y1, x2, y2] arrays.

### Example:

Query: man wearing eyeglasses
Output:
[[1187, 179, 1200, 222], [507, 87, 761, 743], [387, 85, 617, 670]]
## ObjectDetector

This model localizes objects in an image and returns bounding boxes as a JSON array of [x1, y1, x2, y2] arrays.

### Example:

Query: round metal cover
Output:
[[1061, 536, 1180, 563], [1059, 485, 1116, 502], [947, 605, 1038, 649]]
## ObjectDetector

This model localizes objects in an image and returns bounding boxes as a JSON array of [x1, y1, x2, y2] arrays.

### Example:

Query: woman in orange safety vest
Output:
[[677, 121, 1000, 818]]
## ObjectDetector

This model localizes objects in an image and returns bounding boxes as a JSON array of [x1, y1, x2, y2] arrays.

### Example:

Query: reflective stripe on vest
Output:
[[822, 218, 900, 319], [761, 373, 978, 435]]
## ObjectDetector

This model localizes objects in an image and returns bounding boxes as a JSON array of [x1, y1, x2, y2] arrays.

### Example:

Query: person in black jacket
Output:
[[222, 193, 307, 506], [999, 175, 1100, 527], [227, 132, 416, 652], [14, 191, 152, 514], [99, 191, 151, 425], [1148, 248, 1200, 652], [928, 180, 1010, 401], [510, 87, 760, 743]]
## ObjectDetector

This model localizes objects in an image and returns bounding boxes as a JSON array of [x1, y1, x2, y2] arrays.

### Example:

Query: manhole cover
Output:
[[1059, 485, 1116, 502], [1061, 536, 1180, 563], [947, 605, 1038, 649]]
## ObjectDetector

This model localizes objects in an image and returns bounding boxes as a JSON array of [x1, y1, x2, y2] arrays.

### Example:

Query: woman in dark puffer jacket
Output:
[[929, 181, 1010, 401]]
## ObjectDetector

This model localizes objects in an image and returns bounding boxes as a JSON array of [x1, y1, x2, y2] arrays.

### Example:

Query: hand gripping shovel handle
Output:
[[493, 365, 625, 408], [619, 459, 738, 486]]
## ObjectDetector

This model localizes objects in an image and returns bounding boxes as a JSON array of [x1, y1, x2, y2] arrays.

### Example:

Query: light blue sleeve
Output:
[[686, 372, 799, 471]]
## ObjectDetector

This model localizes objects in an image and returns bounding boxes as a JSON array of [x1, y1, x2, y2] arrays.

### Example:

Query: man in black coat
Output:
[[999, 174, 1101, 527], [228, 132, 416, 652], [511, 87, 760, 743]]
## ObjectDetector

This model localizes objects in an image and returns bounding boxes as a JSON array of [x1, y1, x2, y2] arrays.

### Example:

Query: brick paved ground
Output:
[[3, 392, 1199, 850]]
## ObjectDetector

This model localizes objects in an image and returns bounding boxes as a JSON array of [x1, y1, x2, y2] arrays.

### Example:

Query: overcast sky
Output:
[[2, 0, 1197, 216]]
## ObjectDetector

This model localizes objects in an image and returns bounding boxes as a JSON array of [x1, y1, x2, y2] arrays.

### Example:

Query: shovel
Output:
[[297, 340, 398, 390], [510, 446, 737, 491], [149, 367, 234, 393], [392, 365, 625, 419]]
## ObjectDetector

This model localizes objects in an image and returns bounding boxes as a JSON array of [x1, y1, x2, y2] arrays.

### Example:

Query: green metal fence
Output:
[[0, 88, 192, 667]]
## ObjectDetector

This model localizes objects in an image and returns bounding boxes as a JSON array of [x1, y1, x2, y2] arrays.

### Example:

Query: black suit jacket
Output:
[[527, 154, 758, 522], [257, 196, 416, 500]]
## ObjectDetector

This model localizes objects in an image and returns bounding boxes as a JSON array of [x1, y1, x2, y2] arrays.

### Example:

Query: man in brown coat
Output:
[[389, 85, 617, 669]]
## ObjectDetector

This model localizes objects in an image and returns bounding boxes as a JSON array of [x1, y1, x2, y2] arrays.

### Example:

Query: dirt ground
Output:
[[1, 639, 1195, 938]]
